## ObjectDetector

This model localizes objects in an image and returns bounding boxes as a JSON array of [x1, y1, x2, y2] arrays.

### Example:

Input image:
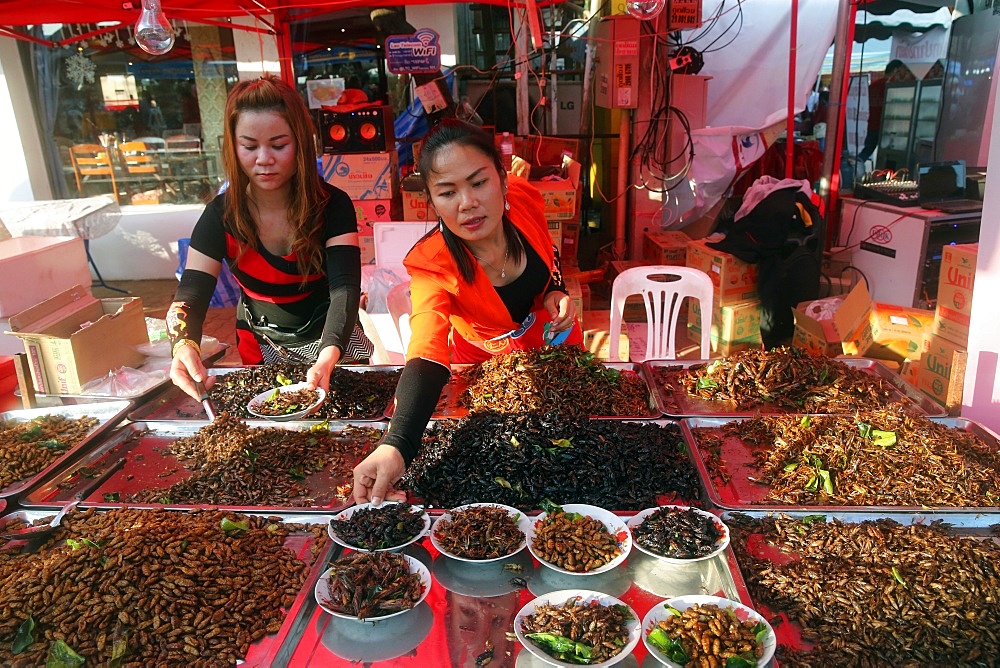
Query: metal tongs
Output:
[[0, 500, 80, 541], [196, 380, 217, 421]]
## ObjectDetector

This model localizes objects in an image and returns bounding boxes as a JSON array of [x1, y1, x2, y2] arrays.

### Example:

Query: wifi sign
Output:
[[386, 29, 442, 75]]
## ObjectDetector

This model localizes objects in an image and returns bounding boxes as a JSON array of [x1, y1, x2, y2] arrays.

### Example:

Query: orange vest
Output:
[[402, 177, 559, 367]]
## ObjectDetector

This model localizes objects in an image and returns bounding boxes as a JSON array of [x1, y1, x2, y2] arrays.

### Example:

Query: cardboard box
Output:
[[834, 282, 935, 364], [0, 237, 92, 319], [353, 199, 394, 232], [582, 309, 630, 361], [688, 299, 762, 357], [686, 239, 758, 307], [6, 286, 148, 395], [400, 173, 431, 221], [564, 277, 585, 318], [914, 333, 967, 414], [320, 152, 398, 200], [359, 234, 375, 266], [933, 243, 977, 347], [512, 135, 581, 165], [792, 295, 847, 357], [643, 230, 690, 266], [532, 157, 582, 221]]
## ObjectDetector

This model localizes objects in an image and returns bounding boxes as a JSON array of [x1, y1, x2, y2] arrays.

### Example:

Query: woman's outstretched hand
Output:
[[352, 443, 407, 506]]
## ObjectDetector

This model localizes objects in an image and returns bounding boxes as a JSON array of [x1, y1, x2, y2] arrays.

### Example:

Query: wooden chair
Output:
[[119, 141, 169, 202], [69, 144, 118, 202]]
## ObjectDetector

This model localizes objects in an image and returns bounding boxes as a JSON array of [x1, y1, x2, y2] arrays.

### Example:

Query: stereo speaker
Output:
[[316, 105, 395, 154]]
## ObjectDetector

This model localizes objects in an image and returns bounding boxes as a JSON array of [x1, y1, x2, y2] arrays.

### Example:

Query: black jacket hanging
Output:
[[707, 186, 822, 348]]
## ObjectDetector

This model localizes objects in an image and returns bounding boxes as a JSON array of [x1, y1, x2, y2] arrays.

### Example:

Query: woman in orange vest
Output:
[[353, 119, 582, 505]]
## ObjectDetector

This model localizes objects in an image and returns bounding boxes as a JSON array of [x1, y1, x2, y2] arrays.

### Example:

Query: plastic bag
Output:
[[364, 267, 409, 315], [80, 367, 168, 397]]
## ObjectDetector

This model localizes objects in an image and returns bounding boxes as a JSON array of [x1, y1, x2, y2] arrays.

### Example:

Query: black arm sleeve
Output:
[[319, 244, 362, 352], [167, 269, 217, 346], [381, 358, 451, 465]]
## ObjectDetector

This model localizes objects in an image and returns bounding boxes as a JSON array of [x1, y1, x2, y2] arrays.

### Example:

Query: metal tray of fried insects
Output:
[[128, 365, 403, 423], [721, 509, 1000, 666], [0, 506, 335, 667], [682, 416, 1000, 520], [16, 419, 385, 514], [269, 516, 758, 667], [643, 358, 946, 418], [0, 400, 132, 504], [386, 362, 661, 420]]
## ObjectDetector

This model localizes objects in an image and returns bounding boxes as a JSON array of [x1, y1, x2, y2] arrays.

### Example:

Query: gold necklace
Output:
[[473, 245, 510, 279]]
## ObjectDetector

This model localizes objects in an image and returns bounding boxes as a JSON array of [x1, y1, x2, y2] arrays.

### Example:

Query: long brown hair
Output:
[[417, 119, 523, 284], [221, 75, 328, 278]]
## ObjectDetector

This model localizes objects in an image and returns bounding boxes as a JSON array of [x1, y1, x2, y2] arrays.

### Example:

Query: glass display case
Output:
[[877, 79, 942, 176]]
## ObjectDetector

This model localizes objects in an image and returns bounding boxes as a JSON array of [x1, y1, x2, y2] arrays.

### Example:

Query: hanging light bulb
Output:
[[134, 0, 175, 55], [625, 0, 666, 21]]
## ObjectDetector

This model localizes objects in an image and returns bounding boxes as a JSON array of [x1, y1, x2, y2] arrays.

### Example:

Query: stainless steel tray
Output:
[[128, 365, 401, 422], [683, 416, 1000, 520], [722, 509, 1000, 664], [18, 420, 385, 513], [0, 508, 334, 667], [269, 513, 752, 667], [0, 400, 132, 503], [389, 362, 661, 420], [644, 358, 946, 417]]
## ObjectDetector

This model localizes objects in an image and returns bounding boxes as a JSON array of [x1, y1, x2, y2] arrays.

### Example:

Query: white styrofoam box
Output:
[[0, 236, 91, 318], [373, 221, 437, 273]]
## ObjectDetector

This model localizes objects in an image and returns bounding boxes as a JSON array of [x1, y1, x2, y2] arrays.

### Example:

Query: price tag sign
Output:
[[386, 29, 441, 75]]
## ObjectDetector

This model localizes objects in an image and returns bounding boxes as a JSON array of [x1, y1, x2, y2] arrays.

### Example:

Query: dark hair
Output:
[[417, 119, 523, 284], [221, 75, 328, 279]]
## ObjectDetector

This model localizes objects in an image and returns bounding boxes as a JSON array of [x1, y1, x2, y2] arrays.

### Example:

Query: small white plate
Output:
[[314, 553, 432, 622], [430, 503, 531, 562], [328, 502, 431, 552], [526, 503, 631, 576], [626, 506, 730, 563], [642, 594, 776, 667], [514, 589, 640, 667], [247, 382, 326, 421]]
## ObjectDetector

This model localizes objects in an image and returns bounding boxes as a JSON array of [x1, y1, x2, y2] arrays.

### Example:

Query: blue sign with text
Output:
[[385, 29, 441, 75]]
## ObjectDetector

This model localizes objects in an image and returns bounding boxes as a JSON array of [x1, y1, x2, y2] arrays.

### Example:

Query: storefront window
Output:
[[38, 22, 235, 205]]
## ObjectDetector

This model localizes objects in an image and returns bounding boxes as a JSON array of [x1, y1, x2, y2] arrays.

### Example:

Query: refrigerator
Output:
[[876, 78, 942, 175], [934, 11, 1000, 168]]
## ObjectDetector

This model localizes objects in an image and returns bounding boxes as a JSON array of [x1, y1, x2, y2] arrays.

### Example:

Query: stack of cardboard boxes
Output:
[[793, 282, 936, 367], [320, 152, 401, 264], [908, 244, 976, 413], [685, 239, 762, 356]]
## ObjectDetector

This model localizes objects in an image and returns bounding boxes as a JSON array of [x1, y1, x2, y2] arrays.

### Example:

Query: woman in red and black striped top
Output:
[[167, 75, 367, 401]]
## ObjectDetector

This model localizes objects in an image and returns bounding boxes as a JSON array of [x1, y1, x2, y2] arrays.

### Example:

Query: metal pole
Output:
[[614, 108, 631, 258], [517, 8, 530, 136], [785, 0, 799, 178], [819, 0, 858, 243]]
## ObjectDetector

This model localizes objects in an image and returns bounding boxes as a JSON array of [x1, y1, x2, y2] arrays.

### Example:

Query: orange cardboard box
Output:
[[834, 282, 934, 364], [643, 230, 690, 266], [686, 239, 758, 307], [914, 333, 967, 414], [933, 243, 977, 347]]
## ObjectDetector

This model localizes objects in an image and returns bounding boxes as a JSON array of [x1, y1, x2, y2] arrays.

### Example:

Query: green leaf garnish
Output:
[[220, 517, 249, 536], [12, 616, 34, 654], [647, 627, 689, 662], [46, 639, 85, 667]]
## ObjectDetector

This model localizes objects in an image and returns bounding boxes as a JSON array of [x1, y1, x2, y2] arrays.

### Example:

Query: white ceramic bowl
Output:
[[314, 553, 431, 622], [526, 503, 631, 576], [642, 594, 776, 667], [514, 589, 641, 667], [626, 506, 730, 564], [247, 382, 326, 420], [430, 502, 531, 562], [327, 502, 431, 552]]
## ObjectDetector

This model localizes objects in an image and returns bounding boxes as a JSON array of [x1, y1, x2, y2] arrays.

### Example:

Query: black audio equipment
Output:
[[315, 105, 395, 155], [853, 179, 919, 207]]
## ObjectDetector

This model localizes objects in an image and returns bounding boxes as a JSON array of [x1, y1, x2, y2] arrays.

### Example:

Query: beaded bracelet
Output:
[[171, 338, 202, 358]]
